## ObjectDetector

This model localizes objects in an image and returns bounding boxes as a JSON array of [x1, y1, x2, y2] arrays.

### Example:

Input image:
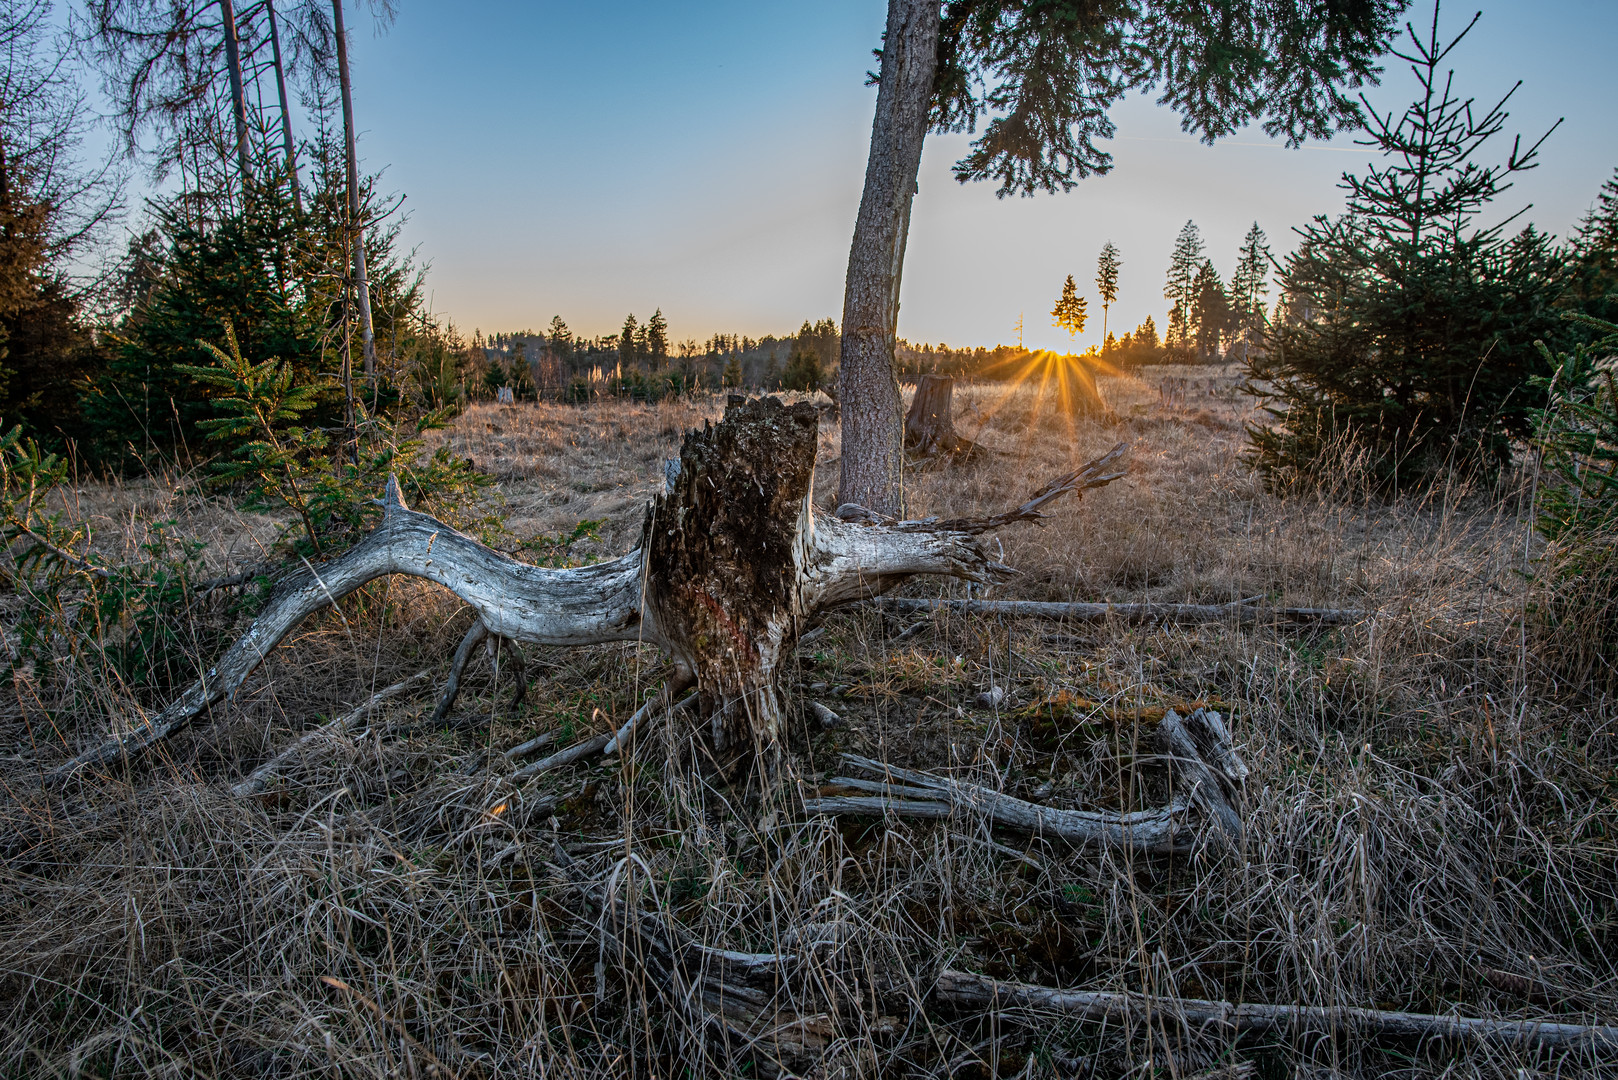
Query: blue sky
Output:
[[333, 1, 1618, 353]]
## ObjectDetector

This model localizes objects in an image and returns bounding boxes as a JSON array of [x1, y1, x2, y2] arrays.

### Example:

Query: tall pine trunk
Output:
[[836, 0, 940, 518], [219, 0, 251, 182], [332, 0, 377, 385], [266, 0, 301, 213]]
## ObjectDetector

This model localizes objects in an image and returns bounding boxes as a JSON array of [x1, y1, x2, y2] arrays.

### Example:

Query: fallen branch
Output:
[[837, 443, 1128, 534], [869, 596, 1364, 625], [509, 688, 700, 782], [807, 754, 1196, 855], [233, 670, 432, 797], [803, 709, 1245, 854], [933, 969, 1618, 1054]]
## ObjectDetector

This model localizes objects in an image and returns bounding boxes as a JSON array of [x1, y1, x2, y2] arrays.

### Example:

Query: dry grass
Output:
[[1, 371, 1615, 1078]]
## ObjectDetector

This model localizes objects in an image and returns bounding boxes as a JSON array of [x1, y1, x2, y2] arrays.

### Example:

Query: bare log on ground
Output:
[[51, 397, 1124, 784], [870, 596, 1364, 625], [802, 708, 1245, 854], [933, 969, 1618, 1054], [233, 670, 431, 797], [904, 374, 984, 462]]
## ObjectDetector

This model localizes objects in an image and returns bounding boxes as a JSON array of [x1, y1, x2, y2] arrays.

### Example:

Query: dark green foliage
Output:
[[1564, 168, 1618, 324], [1530, 316, 1618, 686], [781, 345, 823, 392], [180, 323, 492, 560], [1245, 7, 1570, 488], [1536, 315, 1618, 544], [83, 178, 333, 467], [1191, 260, 1231, 360], [930, 0, 1406, 197]]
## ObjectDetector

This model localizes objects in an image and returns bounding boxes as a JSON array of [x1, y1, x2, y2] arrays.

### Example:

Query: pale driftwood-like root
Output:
[[804, 709, 1245, 854], [430, 618, 488, 725], [50, 477, 650, 784], [50, 399, 1128, 785], [870, 596, 1365, 626], [232, 670, 432, 798], [933, 969, 1618, 1054], [428, 618, 530, 727]]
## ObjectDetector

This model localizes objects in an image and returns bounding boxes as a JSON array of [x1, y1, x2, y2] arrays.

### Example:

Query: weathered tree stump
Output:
[[903, 374, 983, 462], [50, 397, 1125, 784]]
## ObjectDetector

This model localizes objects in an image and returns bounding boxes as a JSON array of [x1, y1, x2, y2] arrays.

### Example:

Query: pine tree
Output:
[[547, 315, 573, 368], [1229, 222, 1272, 363], [1190, 260, 1231, 361], [1095, 241, 1121, 344], [1136, 316, 1159, 351], [646, 308, 669, 369], [1164, 221, 1204, 350], [1567, 167, 1618, 322], [619, 313, 639, 367], [1051, 274, 1088, 344], [1246, 5, 1570, 488]]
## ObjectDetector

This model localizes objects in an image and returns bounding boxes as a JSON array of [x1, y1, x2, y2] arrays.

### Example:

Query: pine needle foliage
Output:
[[1246, 3, 1569, 490]]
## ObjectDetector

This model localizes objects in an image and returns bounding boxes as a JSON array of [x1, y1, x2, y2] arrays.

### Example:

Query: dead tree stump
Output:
[[903, 374, 983, 462], [51, 397, 1125, 785]]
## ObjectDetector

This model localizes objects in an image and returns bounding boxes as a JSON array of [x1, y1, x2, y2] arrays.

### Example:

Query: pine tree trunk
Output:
[[266, 0, 302, 214], [332, 0, 377, 384], [836, 0, 941, 518], [218, 0, 251, 182]]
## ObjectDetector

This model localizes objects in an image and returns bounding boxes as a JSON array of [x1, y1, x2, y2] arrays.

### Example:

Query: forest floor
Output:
[[1, 367, 1615, 1079]]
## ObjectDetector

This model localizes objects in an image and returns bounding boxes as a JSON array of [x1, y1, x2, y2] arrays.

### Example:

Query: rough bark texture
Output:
[[52, 397, 1062, 784], [837, 0, 941, 517], [332, 0, 376, 382], [904, 374, 983, 461], [218, 0, 251, 180], [644, 397, 819, 765]]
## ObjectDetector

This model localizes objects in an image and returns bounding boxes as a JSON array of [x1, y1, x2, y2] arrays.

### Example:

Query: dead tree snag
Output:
[[50, 397, 1124, 785]]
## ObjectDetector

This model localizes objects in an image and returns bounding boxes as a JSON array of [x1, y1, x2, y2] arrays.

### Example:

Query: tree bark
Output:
[[837, 0, 941, 517], [219, 0, 251, 183], [52, 397, 1089, 784], [332, 0, 376, 385], [265, 0, 302, 213], [903, 373, 980, 460]]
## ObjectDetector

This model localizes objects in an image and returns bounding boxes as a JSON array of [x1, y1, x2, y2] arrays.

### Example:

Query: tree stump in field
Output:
[[903, 374, 983, 462], [52, 397, 1127, 784]]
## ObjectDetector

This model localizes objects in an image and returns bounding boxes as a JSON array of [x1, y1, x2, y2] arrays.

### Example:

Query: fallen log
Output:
[[869, 596, 1364, 625], [933, 969, 1618, 1054], [50, 397, 1125, 784], [802, 708, 1244, 854]]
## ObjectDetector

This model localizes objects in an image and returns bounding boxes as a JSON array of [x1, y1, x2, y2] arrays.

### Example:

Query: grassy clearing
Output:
[[2, 369, 1614, 1078]]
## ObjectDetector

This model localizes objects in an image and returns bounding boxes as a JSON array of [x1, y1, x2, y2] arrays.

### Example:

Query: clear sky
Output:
[[336, 1, 1618, 354]]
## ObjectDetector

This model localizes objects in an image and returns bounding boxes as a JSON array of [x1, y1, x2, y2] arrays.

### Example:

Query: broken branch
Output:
[[933, 969, 1618, 1054]]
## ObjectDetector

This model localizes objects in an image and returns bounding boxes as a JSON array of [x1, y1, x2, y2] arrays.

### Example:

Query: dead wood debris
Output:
[[932, 968, 1618, 1054], [800, 707, 1245, 855]]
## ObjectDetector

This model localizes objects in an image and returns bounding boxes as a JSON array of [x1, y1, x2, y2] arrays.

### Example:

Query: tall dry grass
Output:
[[1, 372, 1614, 1078]]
